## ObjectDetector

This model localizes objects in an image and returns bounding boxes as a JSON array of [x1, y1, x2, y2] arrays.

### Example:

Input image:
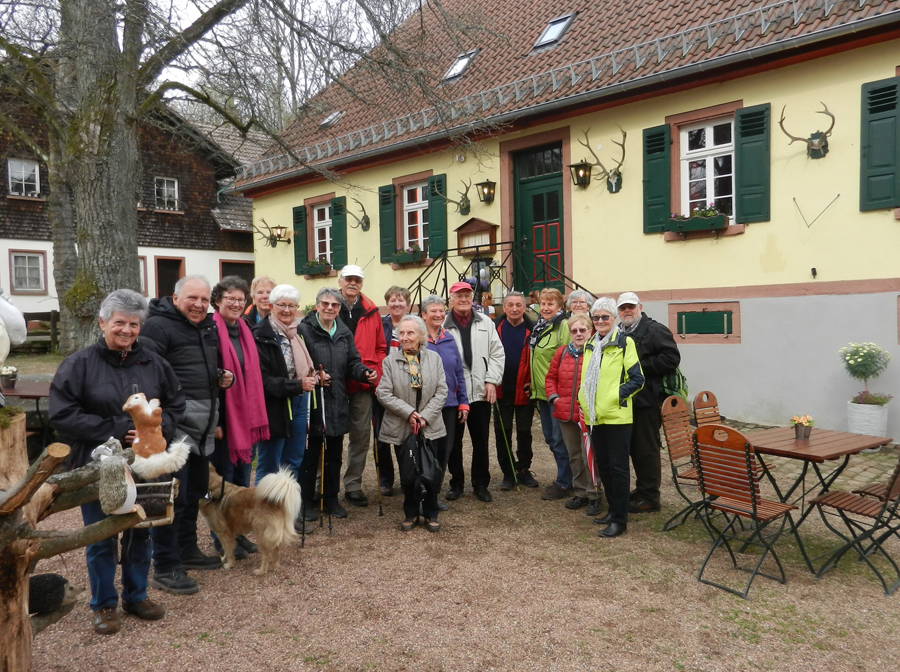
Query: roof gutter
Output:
[[229, 10, 900, 195]]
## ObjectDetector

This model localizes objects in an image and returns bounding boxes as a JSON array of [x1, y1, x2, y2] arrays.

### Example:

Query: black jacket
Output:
[[140, 297, 219, 455], [49, 338, 185, 469], [624, 313, 681, 408], [253, 317, 307, 440], [298, 312, 370, 437]]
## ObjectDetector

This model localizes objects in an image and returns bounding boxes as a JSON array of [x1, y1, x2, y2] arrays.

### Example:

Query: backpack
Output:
[[661, 367, 689, 402]]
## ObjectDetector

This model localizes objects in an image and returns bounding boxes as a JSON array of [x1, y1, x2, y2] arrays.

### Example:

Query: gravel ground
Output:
[[29, 422, 900, 672]]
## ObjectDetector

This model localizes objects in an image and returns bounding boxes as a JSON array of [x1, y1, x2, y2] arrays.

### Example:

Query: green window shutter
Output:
[[292, 206, 308, 274], [642, 125, 670, 233], [734, 103, 771, 223], [860, 77, 900, 211], [378, 185, 396, 263], [427, 174, 448, 257], [330, 197, 348, 270], [676, 311, 732, 335]]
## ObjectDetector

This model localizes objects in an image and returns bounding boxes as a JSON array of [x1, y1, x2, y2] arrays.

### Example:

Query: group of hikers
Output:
[[47, 265, 681, 634]]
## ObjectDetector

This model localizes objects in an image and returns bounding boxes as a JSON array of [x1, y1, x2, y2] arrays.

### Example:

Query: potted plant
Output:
[[789, 414, 813, 439], [840, 342, 892, 443], [0, 366, 17, 389], [665, 202, 728, 234], [392, 244, 426, 264], [301, 256, 332, 276]]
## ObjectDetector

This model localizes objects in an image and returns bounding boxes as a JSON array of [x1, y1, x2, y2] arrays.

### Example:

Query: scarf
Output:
[[268, 314, 315, 380], [213, 311, 270, 464], [529, 310, 565, 350], [403, 351, 422, 389], [621, 313, 643, 335], [582, 330, 614, 427]]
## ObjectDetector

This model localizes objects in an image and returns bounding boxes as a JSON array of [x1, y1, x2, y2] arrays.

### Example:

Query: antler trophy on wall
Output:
[[432, 179, 472, 215], [576, 126, 626, 193], [778, 102, 835, 159]]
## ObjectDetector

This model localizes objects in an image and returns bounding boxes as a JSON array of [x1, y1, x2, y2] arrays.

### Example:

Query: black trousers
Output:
[[151, 450, 209, 572], [299, 432, 343, 507], [448, 400, 491, 490], [373, 400, 397, 488], [493, 396, 535, 478], [394, 436, 444, 520], [630, 404, 663, 505], [592, 424, 633, 526]]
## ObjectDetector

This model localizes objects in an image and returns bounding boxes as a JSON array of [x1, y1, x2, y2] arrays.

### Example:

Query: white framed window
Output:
[[10, 251, 45, 293], [403, 182, 429, 250], [319, 111, 344, 129], [155, 177, 179, 210], [314, 204, 333, 263], [443, 50, 478, 81], [7, 159, 40, 197], [533, 13, 575, 50], [680, 119, 734, 218]]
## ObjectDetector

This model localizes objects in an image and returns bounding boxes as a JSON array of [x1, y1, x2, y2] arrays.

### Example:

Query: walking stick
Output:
[[318, 365, 332, 536], [371, 394, 384, 517], [300, 367, 315, 548], [493, 402, 520, 492]]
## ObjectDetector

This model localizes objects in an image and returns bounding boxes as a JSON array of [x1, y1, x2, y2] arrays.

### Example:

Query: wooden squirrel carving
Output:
[[122, 393, 167, 458]]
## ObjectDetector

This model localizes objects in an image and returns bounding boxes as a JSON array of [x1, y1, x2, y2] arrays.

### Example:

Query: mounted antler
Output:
[[576, 127, 626, 192], [252, 218, 291, 248], [778, 102, 835, 159], [432, 179, 472, 215], [347, 197, 370, 231]]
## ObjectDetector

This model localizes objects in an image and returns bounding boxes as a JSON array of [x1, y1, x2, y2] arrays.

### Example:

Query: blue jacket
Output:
[[427, 328, 470, 410]]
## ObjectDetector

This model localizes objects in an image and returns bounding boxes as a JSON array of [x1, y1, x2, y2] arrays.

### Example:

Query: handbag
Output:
[[398, 388, 441, 499]]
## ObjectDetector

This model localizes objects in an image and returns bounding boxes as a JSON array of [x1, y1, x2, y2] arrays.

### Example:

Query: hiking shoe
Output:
[[445, 486, 463, 501], [181, 549, 222, 570], [345, 490, 368, 507], [541, 483, 570, 501], [294, 519, 316, 535], [628, 498, 661, 514], [92, 606, 121, 635], [585, 499, 604, 517], [236, 535, 258, 554], [151, 570, 199, 595], [327, 500, 348, 518], [380, 485, 394, 497], [302, 504, 320, 521], [498, 477, 516, 491], [473, 487, 493, 503], [628, 489, 639, 501], [517, 470, 539, 488], [565, 496, 589, 510], [213, 537, 248, 560], [437, 501, 449, 511], [123, 598, 165, 621]]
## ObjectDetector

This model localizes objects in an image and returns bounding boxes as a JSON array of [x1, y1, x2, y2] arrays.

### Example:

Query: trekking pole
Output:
[[371, 394, 384, 517], [300, 367, 314, 548], [319, 365, 332, 537], [493, 402, 520, 492]]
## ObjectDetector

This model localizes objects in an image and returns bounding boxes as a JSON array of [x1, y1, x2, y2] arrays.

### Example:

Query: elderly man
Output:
[[494, 291, 538, 490], [444, 281, 505, 502], [142, 275, 232, 595], [336, 264, 386, 508], [616, 292, 681, 514]]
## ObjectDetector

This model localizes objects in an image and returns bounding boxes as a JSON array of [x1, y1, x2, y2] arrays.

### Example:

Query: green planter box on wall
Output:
[[664, 214, 728, 234], [392, 251, 427, 264], [301, 263, 332, 276]]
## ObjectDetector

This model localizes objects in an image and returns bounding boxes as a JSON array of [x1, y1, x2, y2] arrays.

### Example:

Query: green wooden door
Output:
[[513, 144, 564, 292]]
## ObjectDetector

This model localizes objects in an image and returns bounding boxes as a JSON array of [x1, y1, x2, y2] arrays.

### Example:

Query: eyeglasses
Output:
[[570, 328, 590, 334], [274, 303, 298, 310], [570, 300, 588, 306], [591, 315, 613, 322], [222, 297, 245, 305], [618, 304, 637, 311], [319, 301, 341, 309]]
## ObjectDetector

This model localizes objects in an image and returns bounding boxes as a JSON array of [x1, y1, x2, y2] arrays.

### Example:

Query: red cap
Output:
[[449, 281, 474, 294]]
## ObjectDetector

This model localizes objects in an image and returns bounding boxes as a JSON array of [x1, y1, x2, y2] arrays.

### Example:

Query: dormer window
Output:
[[319, 111, 344, 130], [7, 159, 40, 197], [533, 13, 576, 50], [442, 50, 478, 82]]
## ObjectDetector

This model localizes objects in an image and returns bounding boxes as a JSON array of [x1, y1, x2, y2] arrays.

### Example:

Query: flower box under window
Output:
[[301, 261, 332, 276], [392, 250, 427, 265], [665, 213, 727, 234]]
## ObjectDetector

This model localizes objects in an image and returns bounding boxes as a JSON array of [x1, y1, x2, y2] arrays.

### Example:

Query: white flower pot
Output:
[[847, 401, 889, 437]]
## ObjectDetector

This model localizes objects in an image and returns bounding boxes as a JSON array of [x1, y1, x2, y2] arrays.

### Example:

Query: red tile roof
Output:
[[234, 0, 900, 190]]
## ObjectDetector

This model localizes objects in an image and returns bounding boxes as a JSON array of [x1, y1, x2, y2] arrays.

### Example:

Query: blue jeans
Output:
[[256, 394, 308, 484], [81, 499, 150, 610], [537, 400, 572, 490]]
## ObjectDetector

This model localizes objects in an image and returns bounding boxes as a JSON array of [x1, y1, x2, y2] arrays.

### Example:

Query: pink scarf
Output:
[[213, 311, 270, 464]]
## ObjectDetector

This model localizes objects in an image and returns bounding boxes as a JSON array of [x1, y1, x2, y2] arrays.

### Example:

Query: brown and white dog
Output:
[[199, 464, 301, 575]]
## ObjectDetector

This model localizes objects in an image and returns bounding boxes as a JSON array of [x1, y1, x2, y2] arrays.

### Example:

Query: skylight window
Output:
[[533, 13, 576, 50], [443, 49, 478, 81], [319, 111, 344, 129]]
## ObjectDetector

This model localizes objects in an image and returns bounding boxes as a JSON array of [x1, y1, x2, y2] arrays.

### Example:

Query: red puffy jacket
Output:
[[545, 344, 584, 423], [344, 293, 386, 394]]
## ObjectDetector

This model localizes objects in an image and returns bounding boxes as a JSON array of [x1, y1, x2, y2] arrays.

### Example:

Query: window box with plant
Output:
[[391, 244, 427, 265], [840, 342, 892, 445], [301, 257, 333, 276], [665, 203, 728, 234]]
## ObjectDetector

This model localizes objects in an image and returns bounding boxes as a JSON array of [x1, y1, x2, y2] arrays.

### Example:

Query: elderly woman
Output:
[[529, 287, 572, 501], [567, 290, 595, 316], [298, 287, 377, 520], [50, 289, 185, 635], [377, 315, 448, 531], [545, 313, 602, 516], [253, 285, 318, 494], [422, 294, 469, 500], [374, 285, 411, 496], [243, 275, 276, 325], [578, 297, 644, 539]]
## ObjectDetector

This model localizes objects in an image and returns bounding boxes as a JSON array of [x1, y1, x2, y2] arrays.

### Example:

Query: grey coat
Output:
[[376, 348, 448, 445]]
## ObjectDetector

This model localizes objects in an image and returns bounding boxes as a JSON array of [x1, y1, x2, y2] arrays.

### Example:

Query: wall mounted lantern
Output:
[[475, 180, 496, 205], [568, 161, 592, 188], [269, 224, 291, 247]]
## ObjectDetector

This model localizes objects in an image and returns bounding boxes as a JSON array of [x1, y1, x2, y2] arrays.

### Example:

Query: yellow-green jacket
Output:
[[530, 317, 570, 401], [578, 328, 644, 425]]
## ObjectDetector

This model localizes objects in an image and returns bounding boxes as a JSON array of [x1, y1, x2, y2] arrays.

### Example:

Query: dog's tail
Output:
[[256, 467, 301, 542], [130, 437, 190, 480]]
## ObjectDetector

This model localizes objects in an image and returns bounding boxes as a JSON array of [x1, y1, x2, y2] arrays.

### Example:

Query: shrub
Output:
[[839, 342, 891, 390]]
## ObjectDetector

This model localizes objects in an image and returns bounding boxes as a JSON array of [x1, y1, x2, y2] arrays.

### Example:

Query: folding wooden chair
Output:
[[693, 391, 721, 427], [807, 454, 900, 596], [692, 424, 810, 599], [660, 396, 703, 531]]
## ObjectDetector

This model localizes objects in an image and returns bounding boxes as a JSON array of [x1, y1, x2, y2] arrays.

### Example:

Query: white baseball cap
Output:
[[616, 292, 641, 308], [340, 264, 365, 279]]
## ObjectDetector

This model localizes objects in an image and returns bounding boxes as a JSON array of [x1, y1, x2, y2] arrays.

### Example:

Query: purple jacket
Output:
[[427, 328, 470, 410]]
